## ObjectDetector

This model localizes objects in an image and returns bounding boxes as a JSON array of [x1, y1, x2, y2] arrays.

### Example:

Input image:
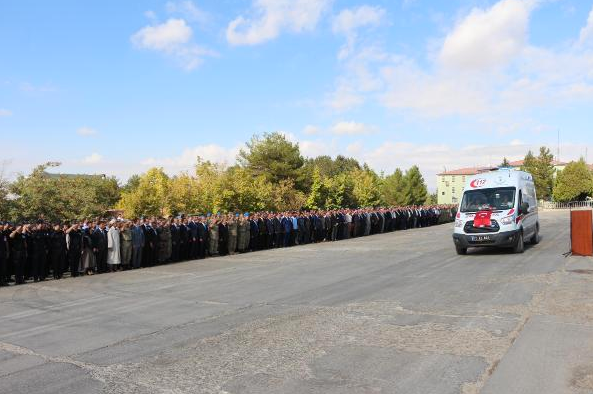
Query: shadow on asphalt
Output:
[[465, 235, 543, 255]]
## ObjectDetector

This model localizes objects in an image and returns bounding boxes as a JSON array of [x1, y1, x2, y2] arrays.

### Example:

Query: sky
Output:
[[1, 0, 593, 190]]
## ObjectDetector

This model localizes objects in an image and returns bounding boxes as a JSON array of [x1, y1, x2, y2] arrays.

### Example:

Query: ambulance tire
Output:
[[513, 232, 524, 254], [455, 245, 467, 255], [530, 223, 540, 245]]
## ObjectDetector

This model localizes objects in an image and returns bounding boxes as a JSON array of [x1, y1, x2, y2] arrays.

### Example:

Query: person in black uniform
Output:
[[10, 224, 28, 284], [49, 223, 66, 279], [218, 218, 228, 256], [91, 221, 108, 273], [0, 222, 9, 286], [179, 218, 189, 260], [30, 222, 47, 282], [145, 221, 158, 266], [197, 217, 208, 259], [66, 223, 83, 277], [170, 219, 180, 263]]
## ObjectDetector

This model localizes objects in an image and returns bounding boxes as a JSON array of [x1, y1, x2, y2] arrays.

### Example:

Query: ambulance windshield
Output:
[[460, 187, 516, 212]]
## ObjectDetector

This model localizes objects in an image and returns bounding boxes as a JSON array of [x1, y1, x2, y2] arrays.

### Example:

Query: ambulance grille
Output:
[[464, 220, 500, 233]]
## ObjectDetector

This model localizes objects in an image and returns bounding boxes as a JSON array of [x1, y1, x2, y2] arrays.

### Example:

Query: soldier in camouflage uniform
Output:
[[228, 214, 238, 255], [208, 217, 219, 256], [237, 215, 249, 253]]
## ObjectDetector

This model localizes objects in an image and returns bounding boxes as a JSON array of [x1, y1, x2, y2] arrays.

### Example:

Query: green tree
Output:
[[324, 173, 354, 209], [425, 192, 438, 205], [299, 155, 361, 188], [351, 166, 383, 207], [168, 173, 201, 216], [552, 159, 593, 202], [305, 166, 326, 210], [117, 167, 170, 217], [122, 174, 141, 193], [521, 151, 537, 175], [381, 168, 406, 206], [0, 161, 11, 220], [9, 162, 120, 222], [238, 132, 304, 187], [402, 165, 428, 205], [533, 147, 555, 200], [500, 157, 510, 167]]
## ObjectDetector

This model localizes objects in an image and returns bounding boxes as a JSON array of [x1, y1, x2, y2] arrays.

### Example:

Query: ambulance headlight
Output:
[[455, 219, 463, 227], [501, 216, 514, 225]]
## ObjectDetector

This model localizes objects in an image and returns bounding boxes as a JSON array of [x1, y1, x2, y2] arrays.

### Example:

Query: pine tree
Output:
[[402, 166, 428, 206], [533, 147, 555, 200], [500, 157, 510, 167], [521, 151, 537, 174], [382, 168, 406, 206]]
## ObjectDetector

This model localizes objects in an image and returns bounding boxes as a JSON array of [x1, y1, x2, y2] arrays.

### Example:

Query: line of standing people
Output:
[[0, 205, 456, 287]]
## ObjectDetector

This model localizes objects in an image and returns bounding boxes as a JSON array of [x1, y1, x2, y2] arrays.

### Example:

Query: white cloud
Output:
[[332, 5, 385, 35], [76, 126, 97, 136], [327, 45, 390, 110], [578, 6, 593, 47], [327, 83, 366, 110], [141, 144, 241, 169], [0, 108, 12, 117], [331, 121, 376, 135], [131, 18, 216, 70], [144, 10, 157, 20], [333, 5, 386, 59], [226, 0, 332, 46], [132, 18, 192, 50], [327, 0, 593, 122], [82, 153, 103, 165], [20, 82, 57, 93], [165, 1, 209, 25], [303, 125, 320, 135], [299, 139, 337, 158], [439, 0, 535, 70]]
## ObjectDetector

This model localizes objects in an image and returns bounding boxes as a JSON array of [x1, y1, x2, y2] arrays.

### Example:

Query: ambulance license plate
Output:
[[471, 235, 491, 242]]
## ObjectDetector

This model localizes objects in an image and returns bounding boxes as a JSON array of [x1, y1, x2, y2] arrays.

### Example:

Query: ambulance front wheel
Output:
[[530, 223, 540, 245], [455, 245, 467, 255], [513, 232, 524, 254]]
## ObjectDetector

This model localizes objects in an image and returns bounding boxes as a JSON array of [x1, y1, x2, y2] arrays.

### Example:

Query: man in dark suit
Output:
[[92, 221, 108, 273], [144, 221, 158, 267], [197, 217, 208, 259], [273, 214, 283, 248], [249, 215, 259, 251], [188, 217, 198, 259], [170, 219, 180, 262], [282, 215, 291, 247]]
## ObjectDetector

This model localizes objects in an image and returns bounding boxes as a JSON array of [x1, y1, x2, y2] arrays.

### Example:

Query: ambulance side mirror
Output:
[[520, 202, 529, 215]]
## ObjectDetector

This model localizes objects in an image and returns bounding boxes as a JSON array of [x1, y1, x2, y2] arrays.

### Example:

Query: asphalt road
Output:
[[1, 210, 593, 394]]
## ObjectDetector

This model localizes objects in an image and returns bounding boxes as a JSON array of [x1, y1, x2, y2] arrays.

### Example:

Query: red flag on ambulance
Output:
[[474, 210, 493, 227]]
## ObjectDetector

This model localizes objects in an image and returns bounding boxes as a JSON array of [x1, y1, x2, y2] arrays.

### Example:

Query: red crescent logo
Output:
[[470, 179, 486, 188]]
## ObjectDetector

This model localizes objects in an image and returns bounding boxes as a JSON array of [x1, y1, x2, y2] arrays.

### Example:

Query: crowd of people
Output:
[[0, 205, 457, 287]]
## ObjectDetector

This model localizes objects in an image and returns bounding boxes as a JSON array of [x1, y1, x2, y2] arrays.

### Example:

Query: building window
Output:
[[452, 187, 456, 194], [441, 192, 445, 195], [445, 182, 450, 187]]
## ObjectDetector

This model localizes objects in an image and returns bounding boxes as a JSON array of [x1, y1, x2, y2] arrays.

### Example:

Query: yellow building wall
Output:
[[437, 175, 469, 205]]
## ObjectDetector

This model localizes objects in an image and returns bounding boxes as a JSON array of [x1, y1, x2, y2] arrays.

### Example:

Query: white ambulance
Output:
[[452, 168, 539, 254]]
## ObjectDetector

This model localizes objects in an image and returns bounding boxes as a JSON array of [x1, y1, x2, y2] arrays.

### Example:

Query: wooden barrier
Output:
[[571, 210, 593, 256]]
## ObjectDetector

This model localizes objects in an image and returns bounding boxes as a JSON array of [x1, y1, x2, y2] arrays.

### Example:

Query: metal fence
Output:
[[538, 201, 593, 210]]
